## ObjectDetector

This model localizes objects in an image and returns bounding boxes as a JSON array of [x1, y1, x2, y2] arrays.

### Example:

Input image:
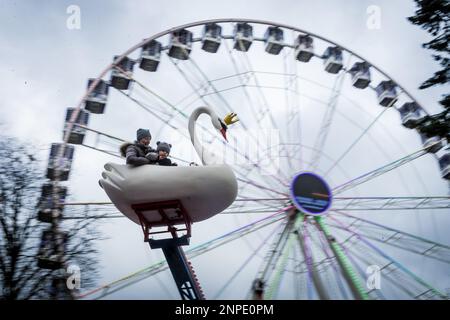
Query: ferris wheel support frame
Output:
[[149, 237, 205, 300], [131, 199, 205, 300]]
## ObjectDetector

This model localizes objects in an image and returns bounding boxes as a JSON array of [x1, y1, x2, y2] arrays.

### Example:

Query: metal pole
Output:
[[314, 216, 369, 300], [149, 236, 205, 300], [295, 216, 330, 300]]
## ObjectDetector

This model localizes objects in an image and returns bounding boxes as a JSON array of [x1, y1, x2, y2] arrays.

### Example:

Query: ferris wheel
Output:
[[36, 19, 450, 300]]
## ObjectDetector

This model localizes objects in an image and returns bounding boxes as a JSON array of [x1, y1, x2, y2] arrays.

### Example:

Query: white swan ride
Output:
[[99, 106, 239, 227]]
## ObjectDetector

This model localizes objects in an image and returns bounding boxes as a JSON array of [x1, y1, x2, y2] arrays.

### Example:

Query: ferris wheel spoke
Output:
[[236, 51, 299, 179], [95, 263, 171, 300], [213, 222, 278, 299], [313, 223, 352, 299], [279, 142, 356, 184], [235, 197, 290, 202], [230, 198, 286, 212], [224, 48, 296, 179], [80, 143, 121, 158], [343, 244, 421, 299], [339, 246, 386, 300], [324, 108, 390, 177], [332, 196, 450, 211], [291, 71, 432, 194], [71, 124, 126, 158], [130, 73, 189, 119], [283, 45, 304, 173], [297, 217, 331, 300], [234, 168, 289, 201], [79, 144, 122, 159], [307, 219, 344, 299], [291, 40, 304, 171], [331, 221, 450, 265], [236, 177, 288, 197], [113, 66, 182, 119], [115, 88, 178, 130], [345, 238, 442, 300], [265, 214, 309, 299], [308, 54, 352, 172], [249, 215, 294, 299], [222, 208, 282, 214], [328, 215, 447, 299], [131, 86, 174, 117], [234, 196, 289, 210], [188, 57, 238, 114], [297, 91, 430, 193], [331, 142, 441, 195], [73, 124, 124, 143], [223, 40, 296, 182], [331, 210, 450, 264]]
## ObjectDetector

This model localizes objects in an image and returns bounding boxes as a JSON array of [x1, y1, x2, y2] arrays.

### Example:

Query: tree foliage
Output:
[[408, 0, 449, 108], [0, 136, 99, 299]]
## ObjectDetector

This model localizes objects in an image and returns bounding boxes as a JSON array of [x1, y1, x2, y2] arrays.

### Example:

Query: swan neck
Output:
[[188, 107, 218, 166]]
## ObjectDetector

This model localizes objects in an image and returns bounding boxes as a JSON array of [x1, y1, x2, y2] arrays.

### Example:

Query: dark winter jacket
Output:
[[157, 157, 178, 166], [119, 142, 156, 166]]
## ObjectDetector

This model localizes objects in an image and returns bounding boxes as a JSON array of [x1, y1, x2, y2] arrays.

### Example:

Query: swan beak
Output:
[[220, 128, 228, 142]]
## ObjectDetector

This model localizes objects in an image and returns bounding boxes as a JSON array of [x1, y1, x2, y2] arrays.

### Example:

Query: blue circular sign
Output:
[[290, 172, 332, 215]]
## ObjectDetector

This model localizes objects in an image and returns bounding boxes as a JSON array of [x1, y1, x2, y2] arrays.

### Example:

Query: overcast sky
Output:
[[1, 0, 449, 299]]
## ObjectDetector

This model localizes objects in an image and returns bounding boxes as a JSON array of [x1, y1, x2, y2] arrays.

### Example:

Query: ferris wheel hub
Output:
[[289, 172, 333, 216]]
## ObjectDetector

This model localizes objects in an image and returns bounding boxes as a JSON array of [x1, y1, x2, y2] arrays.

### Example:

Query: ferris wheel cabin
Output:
[[168, 29, 193, 60], [63, 108, 90, 145], [110, 55, 135, 90], [439, 152, 450, 180], [233, 22, 253, 52], [295, 34, 314, 62], [323, 46, 343, 74], [37, 183, 67, 223], [202, 23, 222, 53], [139, 40, 162, 72], [46, 143, 74, 181], [349, 62, 371, 89], [398, 102, 423, 129], [37, 229, 68, 270], [49, 276, 73, 299], [264, 26, 284, 55], [419, 132, 443, 153], [376, 80, 398, 107], [85, 79, 109, 114]]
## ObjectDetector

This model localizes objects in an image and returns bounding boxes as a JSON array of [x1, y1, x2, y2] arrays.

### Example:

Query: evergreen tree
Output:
[[408, 0, 449, 108]]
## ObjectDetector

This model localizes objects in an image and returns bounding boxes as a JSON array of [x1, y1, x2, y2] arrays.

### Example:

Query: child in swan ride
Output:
[[155, 141, 178, 166]]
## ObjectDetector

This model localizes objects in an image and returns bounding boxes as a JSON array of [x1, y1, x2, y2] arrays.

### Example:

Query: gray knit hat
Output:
[[136, 128, 151, 141], [156, 141, 171, 154]]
